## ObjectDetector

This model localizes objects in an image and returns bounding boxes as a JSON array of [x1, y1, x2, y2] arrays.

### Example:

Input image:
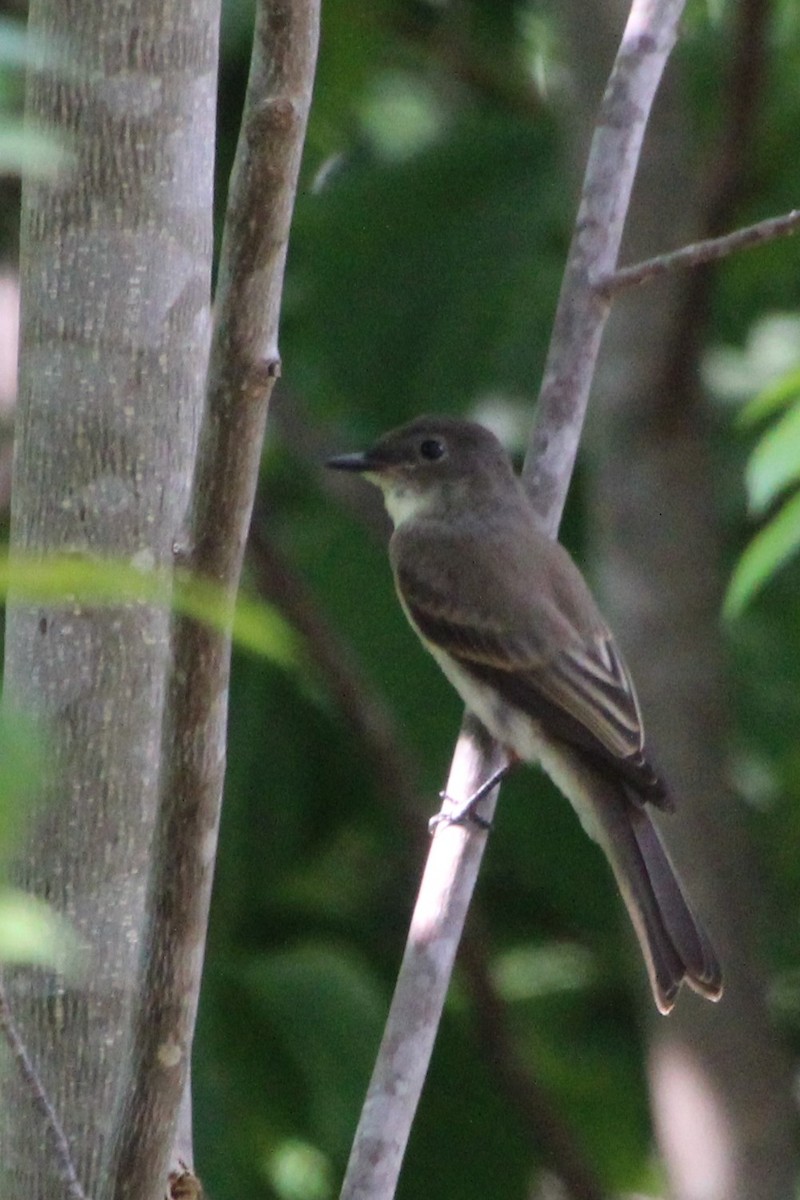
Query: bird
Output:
[[326, 414, 723, 1013]]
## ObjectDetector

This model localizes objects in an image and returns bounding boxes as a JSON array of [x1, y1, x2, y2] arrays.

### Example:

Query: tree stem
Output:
[[596, 209, 800, 295]]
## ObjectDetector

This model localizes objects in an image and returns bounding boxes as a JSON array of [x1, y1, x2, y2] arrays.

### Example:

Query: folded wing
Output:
[[394, 555, 669, 806]]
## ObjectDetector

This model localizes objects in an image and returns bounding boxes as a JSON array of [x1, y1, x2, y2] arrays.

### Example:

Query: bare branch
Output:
[[105, 3, 319, 1198], [596, 209, 800, 296], [522, 1, 684, 528], [0, 982, 87, 1200], [340, 7, 688, 1195], [340, 716, 507, 1200]]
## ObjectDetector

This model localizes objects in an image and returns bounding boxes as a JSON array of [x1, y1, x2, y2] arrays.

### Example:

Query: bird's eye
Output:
[[419, 438, 446, 462]]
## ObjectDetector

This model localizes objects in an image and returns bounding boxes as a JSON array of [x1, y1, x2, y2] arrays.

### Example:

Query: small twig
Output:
[[595, 208, 800, 296], [0, 982, 88, 1200]]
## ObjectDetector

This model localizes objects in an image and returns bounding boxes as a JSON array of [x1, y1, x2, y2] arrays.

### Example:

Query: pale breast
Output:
[[426, 640, 600, 841]]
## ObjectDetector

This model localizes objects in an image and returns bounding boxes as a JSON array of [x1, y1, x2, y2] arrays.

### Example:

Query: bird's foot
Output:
[[428, 763, 512, 834], [429, 795, 492, 833]]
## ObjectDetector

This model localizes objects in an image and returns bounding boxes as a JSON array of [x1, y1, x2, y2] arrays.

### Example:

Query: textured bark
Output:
[[0, 2, 218, 1197], [561, 1, 799, 1194]]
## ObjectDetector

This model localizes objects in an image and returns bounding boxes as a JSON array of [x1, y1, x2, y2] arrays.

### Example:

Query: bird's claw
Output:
[[429, 791, 492, 834]]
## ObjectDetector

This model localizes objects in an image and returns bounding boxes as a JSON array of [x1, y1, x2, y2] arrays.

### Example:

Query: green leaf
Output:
[[0, 552, 300, 668], [740, 365, 800, 427], [0, 121, 72, 178], [725, 489, 800, 618], [0, 888, 78, 969], [173, 570, 300, 668], [745, 398, 800, 512]]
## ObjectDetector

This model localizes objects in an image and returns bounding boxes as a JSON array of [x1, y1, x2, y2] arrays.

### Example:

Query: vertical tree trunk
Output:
[[0, 2, 219, 1196]]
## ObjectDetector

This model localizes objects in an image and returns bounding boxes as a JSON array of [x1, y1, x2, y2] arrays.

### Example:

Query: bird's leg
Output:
[[429, 761, 515, 833]]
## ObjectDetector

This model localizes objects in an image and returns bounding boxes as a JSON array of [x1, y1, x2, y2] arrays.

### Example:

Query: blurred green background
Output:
[[2, 0, 800, 1197]]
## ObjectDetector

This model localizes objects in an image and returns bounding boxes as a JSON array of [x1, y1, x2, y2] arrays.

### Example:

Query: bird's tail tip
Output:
[[629, 806, 723, 1014]]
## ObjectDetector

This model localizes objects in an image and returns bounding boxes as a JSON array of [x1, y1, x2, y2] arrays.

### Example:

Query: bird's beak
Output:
[[325, 450, 375, 473]]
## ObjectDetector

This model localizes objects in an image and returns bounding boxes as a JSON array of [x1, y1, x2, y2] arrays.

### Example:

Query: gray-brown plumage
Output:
[[327, 415, 722, 1013]]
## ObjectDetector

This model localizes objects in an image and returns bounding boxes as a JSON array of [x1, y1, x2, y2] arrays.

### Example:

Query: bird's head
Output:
[[326, 415, 515, 527]]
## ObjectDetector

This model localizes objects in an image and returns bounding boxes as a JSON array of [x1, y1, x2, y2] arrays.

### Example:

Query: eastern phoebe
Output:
[[327, 415, 722, 1013]]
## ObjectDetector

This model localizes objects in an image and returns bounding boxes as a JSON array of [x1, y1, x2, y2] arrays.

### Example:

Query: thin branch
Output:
[[596, 209, 800, 296], [521, 1, 684, 526], [340, 7, 688, 1198], [0, 982, 87, 1200], [341, 715, 507, 1200], [105, 4, 319, 1198]]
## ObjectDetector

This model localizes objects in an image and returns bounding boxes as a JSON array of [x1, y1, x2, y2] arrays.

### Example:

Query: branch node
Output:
[[245, 357, 281, 399], [596, 207, 800, 296], [249, 97, 300, 143], [167, 1163, 203, 1200]]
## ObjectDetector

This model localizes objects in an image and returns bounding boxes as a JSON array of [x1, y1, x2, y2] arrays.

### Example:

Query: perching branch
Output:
[[340, 714, 508, 1200], [596, 208, 800, 296], [521, 2, 683, 526], [0, 982, 87, 1200], [105, 3, 319, 1198], [339, 4, 687, 1199]]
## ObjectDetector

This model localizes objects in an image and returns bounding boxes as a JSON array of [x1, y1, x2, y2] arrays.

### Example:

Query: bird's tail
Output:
[[593, 784, 723, 1013]]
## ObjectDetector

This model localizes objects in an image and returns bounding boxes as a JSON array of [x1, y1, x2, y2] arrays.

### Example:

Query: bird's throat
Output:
[[376, 479, 434, 529]]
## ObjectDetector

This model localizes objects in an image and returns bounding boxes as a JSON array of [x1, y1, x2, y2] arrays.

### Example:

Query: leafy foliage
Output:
[[0, 552, 299, 666], [726, 364, 800, 614]]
